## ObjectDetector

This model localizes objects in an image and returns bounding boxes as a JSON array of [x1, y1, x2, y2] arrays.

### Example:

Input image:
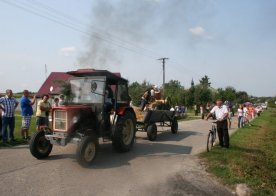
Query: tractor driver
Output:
[[104, 85, 113, 112], [103, 84, 114, 130]]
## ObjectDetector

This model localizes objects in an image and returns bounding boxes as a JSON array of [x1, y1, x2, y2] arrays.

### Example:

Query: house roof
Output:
[[37, 72, 72, 97]]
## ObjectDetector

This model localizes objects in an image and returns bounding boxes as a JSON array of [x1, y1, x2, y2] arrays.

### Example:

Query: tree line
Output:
[[128, 75, 251, 108]]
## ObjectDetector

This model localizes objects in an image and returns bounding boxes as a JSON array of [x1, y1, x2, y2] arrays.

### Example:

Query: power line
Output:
[[0, 0, 157, 59], [27, 0, 160, 58], [0, 0, 201, 79], [157, 57, 169, 95]]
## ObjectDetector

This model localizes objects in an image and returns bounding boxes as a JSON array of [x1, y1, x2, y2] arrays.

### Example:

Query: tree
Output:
[[236, 91, 249, 104], [199, 75, 211, 87], [214, 86, 237, 103], [191, 79, 195, 87], [184, 79, 195, 107], [128, 80, 152, 106], [185, 89, 194, 107], [164, 80, 185, 105], [224, 86, 236, 102], [193, 84, 212, 106]]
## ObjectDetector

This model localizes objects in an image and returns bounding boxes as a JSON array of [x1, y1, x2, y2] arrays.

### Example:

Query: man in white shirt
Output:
[[206, 99, 229, 148]]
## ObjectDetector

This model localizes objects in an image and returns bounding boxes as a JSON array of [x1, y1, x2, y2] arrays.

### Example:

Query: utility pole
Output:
[[45, 64, 48, 79], [157, 57, 169, 96]]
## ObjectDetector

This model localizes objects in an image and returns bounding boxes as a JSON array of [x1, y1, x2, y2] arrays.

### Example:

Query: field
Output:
[[200, 108, 276, 195]]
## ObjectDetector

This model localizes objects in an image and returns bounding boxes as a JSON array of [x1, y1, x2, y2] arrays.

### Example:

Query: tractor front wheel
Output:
[[29, 131, 53, 159]]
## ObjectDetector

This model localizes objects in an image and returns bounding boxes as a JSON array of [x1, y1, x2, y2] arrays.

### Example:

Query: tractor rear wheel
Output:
[[112, 111, 136, 152]]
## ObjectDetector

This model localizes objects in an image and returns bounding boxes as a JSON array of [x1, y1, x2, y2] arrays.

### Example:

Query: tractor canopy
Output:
[[67, 69, 128, 85]]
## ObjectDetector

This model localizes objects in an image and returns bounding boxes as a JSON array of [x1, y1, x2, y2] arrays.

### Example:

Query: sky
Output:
[[0, 0, 275, 97]]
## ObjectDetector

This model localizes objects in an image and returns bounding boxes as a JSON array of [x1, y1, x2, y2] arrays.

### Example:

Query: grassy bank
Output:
[[200, 109, 276, 195], [0, 114, 37, 146]]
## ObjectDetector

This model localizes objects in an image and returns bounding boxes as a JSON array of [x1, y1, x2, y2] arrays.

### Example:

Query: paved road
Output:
[[0, 119, 238, 196]]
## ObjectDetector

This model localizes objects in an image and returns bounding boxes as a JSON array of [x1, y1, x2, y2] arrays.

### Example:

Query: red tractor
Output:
[[29, 70, 136, 167]]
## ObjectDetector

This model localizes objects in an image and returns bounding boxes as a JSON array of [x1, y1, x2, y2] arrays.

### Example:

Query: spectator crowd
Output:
[[0, 89, 64, 145]]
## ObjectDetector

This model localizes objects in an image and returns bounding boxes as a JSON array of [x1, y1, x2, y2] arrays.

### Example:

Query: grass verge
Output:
[[0, 114, 37, 147], [200, 109, 276, 195]]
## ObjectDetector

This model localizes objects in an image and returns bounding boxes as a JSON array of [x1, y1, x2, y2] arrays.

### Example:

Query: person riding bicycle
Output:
[[205, 99, 229, 148]]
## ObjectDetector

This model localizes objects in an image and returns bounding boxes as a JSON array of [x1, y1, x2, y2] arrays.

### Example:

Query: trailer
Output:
[[136, 110, 178, 141]]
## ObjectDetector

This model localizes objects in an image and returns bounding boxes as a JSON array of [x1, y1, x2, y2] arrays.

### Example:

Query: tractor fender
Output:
[[116, 107, 136, 119]]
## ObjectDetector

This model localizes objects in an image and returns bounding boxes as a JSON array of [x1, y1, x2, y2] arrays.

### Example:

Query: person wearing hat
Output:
[[152, 85, 161, 100]]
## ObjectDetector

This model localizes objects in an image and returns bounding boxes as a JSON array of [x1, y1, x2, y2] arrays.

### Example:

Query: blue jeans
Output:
[[238, 116, 243, 128], [2, 117, 15, 142]]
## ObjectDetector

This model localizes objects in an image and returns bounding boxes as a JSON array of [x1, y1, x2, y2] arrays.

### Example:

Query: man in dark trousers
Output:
[[205, 99, 229, 148], [0, 89, 19, 143]]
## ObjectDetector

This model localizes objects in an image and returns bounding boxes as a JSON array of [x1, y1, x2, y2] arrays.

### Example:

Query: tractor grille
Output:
[[54, 110, 67, 131]]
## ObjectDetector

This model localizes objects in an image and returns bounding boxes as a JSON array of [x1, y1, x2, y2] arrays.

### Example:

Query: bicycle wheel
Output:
[[207, 131, 213, 152], [212, 128, 217, 144]]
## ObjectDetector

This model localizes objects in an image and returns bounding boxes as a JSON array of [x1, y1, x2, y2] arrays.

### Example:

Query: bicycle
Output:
[[207, 121, 217, 152]]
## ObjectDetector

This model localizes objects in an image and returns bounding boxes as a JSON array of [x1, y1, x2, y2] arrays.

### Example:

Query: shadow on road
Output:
[[137, 128, 201, 142], [46, 153, 76, 160], [37, 139, 192, 169], [89, 140, 192, 169], [0, 144, 29, 150], [156, 130, 200, 142]]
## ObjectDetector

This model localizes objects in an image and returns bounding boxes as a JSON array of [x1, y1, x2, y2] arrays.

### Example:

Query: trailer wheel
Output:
[[171, 118, 178, 134], [29, 131, 53, 159], [112, 111, 136, 152], [147, 123, 157, 141], [76, 135, 98, 167]]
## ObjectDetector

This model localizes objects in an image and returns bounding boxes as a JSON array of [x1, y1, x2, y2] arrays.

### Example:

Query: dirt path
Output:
[[0, 118, 238, 196]]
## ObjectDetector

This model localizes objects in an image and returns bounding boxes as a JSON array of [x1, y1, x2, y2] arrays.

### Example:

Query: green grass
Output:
[[178, 115, 201, 121], [176, 111, 202, 121], [0, 113, 37, 147], [200, 109, 276, 195]]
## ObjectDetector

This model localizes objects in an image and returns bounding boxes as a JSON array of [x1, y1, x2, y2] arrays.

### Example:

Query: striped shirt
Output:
[[0, 96, 18, 117]]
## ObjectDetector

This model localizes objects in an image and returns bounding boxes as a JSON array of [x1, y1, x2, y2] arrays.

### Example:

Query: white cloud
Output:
[[189, 26, 212, 39], [189, 26, 205, 36], [59, 46, 76, 56]]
